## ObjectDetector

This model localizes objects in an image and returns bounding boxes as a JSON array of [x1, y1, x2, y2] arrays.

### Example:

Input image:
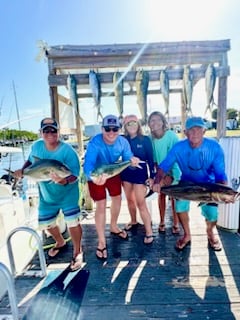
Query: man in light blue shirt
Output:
[[152, 116, 228, 251]]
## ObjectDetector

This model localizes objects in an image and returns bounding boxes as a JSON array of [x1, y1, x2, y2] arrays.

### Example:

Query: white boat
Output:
[[0, 147, 39, 300]]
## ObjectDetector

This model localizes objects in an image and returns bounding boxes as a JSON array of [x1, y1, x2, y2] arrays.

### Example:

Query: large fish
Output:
[[160, 181, 240, 204], [136, 70, 149, 125], [67, 73, 79, 114], [67, 74, 85, 124], [113, 72, 124, 119], [89, 70, 103, 121], [90, 160, 143, 181], [204, 64, 217, 115], [160, 69, 170, 118], [182, 65, 193, 116], [6, 159, 72, 182]]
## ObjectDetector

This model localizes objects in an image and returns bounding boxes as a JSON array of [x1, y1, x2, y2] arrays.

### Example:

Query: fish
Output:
[[136, 70, 149, 125], [160, 181, 240, 204], [182, 65, 193, 116], [90, 160, 143, 181], [6, 158, 72, 182], [67, 74, 85, 124], [89, 70, 103, 121], [113, 72, 124, 119], [160, 69, 170, 118], [204, 64, 217, 116]]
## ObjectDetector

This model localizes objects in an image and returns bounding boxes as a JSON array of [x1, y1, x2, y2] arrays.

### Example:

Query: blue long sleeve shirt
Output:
[[83, 133, 133, 181], [159, 137, 227, 183]]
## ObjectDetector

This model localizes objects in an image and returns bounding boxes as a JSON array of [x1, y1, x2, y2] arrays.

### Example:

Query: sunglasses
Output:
[[126, 121, 138, 127], [104, 127, 119, 132], [42, 128, 58, 134]]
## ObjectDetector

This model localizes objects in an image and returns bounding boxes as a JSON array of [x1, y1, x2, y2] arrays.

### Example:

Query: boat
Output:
[[0, 146, 39, 300]]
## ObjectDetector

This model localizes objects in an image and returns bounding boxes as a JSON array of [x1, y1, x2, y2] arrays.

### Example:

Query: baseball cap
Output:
[[102, 115, 120, 128], [123, 114, 139, 125], [185, 117, 206, 130], [40, 117, 59, 130]]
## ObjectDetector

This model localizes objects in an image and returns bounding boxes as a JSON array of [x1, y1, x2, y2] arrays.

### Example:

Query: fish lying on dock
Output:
[[113, 72, 124, 119], [90, 160, 143, 181], [160, 181, 240, 203], [89, 70, 103, 121], [204, 63, 217, 115], [136, 70, 149, 125], [6, 159, 71, 182]]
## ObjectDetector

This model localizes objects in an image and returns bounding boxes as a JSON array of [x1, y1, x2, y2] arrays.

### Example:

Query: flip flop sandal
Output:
[[96, 247, 107, 260], [172, 225, 180, 234], [110, 230, 128, 240], [208, 238, 222, 251], [144, 235, 154, 244], [70, 252, 83, 271], [158, 224, 166, 233], [175, 239, 191, 251], [48, 243, 67, 257], [124, 223, 138, 231]]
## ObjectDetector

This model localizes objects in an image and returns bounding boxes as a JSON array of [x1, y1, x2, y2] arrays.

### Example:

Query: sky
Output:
[[1, 0, 240, 132]]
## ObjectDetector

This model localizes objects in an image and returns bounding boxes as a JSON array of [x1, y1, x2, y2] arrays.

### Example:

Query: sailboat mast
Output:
[[12, 80, 25, 160]]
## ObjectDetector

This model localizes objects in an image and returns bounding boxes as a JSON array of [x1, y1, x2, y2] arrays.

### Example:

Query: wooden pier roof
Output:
[[1, 198, 240, 319], [43, 39, 231, 151]]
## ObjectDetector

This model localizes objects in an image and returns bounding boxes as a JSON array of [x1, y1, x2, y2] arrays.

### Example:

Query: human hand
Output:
[[49, 172, 66, 184], [13, 169, 24, 179], [91, 173, 108, 185]]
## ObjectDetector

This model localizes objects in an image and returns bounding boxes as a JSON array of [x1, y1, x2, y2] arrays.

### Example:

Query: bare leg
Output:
[[158, 193, 166, 232], [68, 224, 82, 258], [110, 195, 127, 238], [171, 198, 180, 233], [122, 181, 138, 227], [47, 225, 66, 257], [95, 199, 107, 255], [176, 211, 191, 249], [206, 219, 221, 250], [134, 184, 153, 243]]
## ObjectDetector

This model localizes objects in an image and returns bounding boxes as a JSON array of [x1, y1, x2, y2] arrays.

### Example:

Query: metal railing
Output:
[[6, 226, 47, 277], [0, 262, 18, 320]]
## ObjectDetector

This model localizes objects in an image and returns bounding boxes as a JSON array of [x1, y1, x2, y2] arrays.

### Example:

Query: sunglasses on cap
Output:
[[104, 126, 119, 132], [42, 128, 58, 134], [126, 121, 138, 127]]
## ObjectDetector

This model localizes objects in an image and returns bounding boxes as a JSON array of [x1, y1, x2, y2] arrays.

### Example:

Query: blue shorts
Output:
[[38, 203, 81, 229], [175, 200, 218, 222]]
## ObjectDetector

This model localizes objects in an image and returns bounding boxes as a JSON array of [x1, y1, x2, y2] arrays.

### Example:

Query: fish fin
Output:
[[145, 188, 154, 198], [33, 156, 41, 162], [4, 168, 14, 175]]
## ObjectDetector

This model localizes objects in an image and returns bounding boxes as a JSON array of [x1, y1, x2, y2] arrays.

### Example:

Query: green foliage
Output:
[[212, 108, 239, 120], [0, 129, 38, 141]]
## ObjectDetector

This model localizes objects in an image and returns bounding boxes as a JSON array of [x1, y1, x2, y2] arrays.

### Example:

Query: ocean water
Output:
[[0, 143, 32, 178]]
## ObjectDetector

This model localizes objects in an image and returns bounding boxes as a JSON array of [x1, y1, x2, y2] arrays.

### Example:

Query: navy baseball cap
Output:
[[40, 117, 59, 130]]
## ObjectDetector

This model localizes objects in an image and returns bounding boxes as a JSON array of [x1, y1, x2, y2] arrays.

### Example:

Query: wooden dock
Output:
[[0, 197, 240, 319]]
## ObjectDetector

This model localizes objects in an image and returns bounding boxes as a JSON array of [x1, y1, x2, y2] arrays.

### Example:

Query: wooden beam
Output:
[[48, 66, 230, 87]]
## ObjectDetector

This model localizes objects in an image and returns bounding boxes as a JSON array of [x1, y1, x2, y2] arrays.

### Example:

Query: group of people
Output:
[[14, 111, 231, 269]]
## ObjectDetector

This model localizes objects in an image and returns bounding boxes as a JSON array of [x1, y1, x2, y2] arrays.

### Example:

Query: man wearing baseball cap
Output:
[[83, 114, 141, 260], [152, 116, 230, 252], [14, 117, 83, 271]]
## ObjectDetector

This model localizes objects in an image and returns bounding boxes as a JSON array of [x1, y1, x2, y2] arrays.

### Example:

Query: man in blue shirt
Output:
[[15, 118, 83, 271], [152, 116, 229, 251], [84, 114, 140, 259]]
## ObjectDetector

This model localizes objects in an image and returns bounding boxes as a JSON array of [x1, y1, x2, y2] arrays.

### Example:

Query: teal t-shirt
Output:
[[150, 130, 181, 182]]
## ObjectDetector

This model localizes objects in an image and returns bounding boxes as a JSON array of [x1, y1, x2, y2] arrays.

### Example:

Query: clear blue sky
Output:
[[1, 0, 240, 132]]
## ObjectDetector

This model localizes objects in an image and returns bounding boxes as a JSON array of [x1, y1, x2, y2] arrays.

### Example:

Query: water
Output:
[[0, 143, 32, 178]]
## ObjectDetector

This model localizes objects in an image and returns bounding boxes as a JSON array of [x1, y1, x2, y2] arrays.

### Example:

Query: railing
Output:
[[0, 262, 18, 320], [6, 226, 47, 277]]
